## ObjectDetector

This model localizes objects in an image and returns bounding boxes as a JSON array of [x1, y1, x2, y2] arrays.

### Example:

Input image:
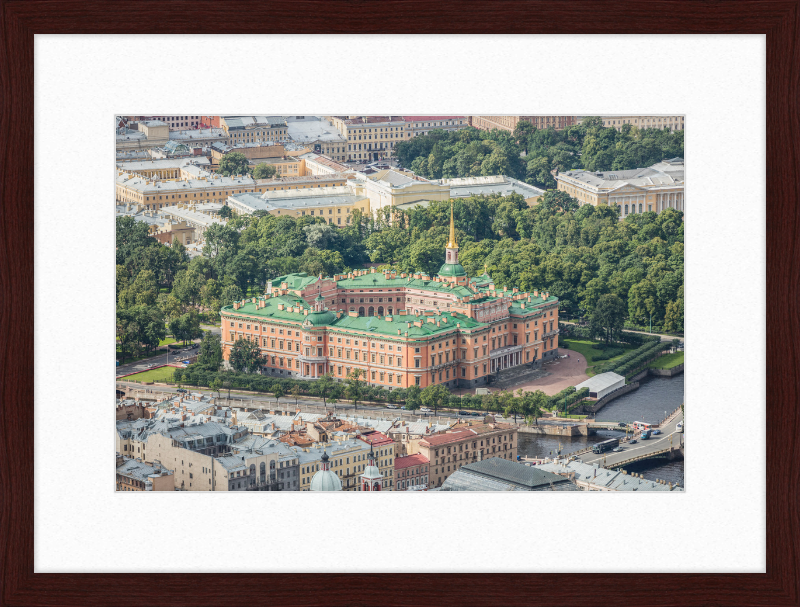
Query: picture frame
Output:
[[1, 2, 797, 604]]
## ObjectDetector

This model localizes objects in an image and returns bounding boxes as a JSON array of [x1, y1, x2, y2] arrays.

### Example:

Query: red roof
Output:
[[394, 454, 429, 470], [403, 116, 465, 122], [358, 431, 393, 447], [420, 429, 475, 447]]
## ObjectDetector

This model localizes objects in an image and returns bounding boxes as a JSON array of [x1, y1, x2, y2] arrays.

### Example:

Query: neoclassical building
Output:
[[555, 158, 685, 219], [219, 205, 560, 390]]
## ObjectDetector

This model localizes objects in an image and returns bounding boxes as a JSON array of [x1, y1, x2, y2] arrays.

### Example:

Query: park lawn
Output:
[[124, 366, 176, 383], [159, 337, 178, 347], [561, 338, 638, 376], [649, 351, 684, 369]]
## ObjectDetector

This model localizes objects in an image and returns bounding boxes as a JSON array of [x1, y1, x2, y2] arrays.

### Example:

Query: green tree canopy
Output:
[[218, 152, 250, 177]]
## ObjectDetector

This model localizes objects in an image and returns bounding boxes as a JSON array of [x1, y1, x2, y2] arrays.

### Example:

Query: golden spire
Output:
[[446, 200, 458, 249]]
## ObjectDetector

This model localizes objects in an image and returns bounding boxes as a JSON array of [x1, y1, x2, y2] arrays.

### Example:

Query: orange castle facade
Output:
[[220, 208, 559, 390]]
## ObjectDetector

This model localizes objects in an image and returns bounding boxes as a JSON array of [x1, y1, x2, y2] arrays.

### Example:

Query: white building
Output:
[[574, 372, 625, 400]]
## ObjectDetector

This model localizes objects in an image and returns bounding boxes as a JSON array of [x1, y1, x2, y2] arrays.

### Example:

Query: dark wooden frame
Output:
[[1, 1, 797, 605]]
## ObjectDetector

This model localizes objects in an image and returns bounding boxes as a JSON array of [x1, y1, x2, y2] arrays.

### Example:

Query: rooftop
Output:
[[403, 116, 466, 122], [460, 458, 573, 489], [439, 175, 545, 200], [394, 454, 430, 469], [558, 158, 684, 191], [574, 372, 625, 393], [420, 429, 476, 447], [116, 457, 172, 482], [535, 460, 683, 491]]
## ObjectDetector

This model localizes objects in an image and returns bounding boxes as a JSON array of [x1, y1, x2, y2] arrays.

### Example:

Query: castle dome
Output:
[[309, 451, 342, 492]]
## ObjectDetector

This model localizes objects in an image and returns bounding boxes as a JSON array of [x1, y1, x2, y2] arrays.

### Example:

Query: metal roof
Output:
[[574, 372, 625, 393], [460, 457, 573, 489]]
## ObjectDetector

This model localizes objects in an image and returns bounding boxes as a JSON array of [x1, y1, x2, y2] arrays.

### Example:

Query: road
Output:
[[116, 343, 199, 378], [115, 382, 474, 421], [576, 411, 684, 468], [560, 321, 684, 345]]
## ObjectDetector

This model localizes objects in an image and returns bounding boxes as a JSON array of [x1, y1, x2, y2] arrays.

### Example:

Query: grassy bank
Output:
[[123, 366, 177, 383], [648, 351, 684, 369], [560, 338, 638, 376]]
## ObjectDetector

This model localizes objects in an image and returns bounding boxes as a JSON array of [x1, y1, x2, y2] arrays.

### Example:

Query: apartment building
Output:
[[470, 115, 577, 132], [327, 116, 411, 162], [416, 423, 519, 489]]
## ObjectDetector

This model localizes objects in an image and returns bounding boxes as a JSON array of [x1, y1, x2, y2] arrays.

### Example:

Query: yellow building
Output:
[[555, 158, 685, 219], [353, 169, 451, 213], [595, 115, 685, 131], [470, 115, 577, 132], [294, 437, 394, 491], [327, 116, 411, 162], [227, 186, 370, 224], [116, 169, 350, 211]]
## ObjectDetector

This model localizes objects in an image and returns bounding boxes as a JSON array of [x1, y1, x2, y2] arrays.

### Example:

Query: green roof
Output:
[[437, 262, 467, 277], [221, 294, 311, 323], [332, 310, 486, 338], [269, 272, 319, 291], [306, 310, 336, 326]]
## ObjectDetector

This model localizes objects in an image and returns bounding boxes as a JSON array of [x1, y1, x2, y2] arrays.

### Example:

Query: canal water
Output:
[[517, 374, 685, 486]]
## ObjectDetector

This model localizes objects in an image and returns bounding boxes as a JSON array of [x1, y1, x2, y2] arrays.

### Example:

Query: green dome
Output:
[[438, 262, 467, 277], [305, 310, 336, 326]]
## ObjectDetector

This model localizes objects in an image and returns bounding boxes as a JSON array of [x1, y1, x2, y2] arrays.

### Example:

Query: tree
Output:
[[228, 337, 266, 373], [252, 163, 277, 180], [315, 373, 334, 408], [344, 368, 365, 411], [273, 384, 285, 407], [405, 384, 421, 412], [209, 379, 222, 400], [291, 384, 301, 407], [197, 331, 223, 371], [218, 205, 233, 219], [172, 268, 205, 308], [218, 152, 250, 177], [421, 384, 449, 416], [170, 309, 202, 345], [591, 293, 626, 344]]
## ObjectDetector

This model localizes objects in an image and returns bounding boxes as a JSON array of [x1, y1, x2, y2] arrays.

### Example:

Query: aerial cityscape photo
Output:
[[115, 114, 685, 493]]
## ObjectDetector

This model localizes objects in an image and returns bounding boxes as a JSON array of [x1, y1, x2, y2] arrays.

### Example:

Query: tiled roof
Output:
[[420, 429, 476, 446], [358, 431, 393, 447], [394, 454, 429, 469]]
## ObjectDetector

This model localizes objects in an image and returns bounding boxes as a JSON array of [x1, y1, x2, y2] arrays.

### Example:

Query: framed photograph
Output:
[[2, 2, 797, 605]]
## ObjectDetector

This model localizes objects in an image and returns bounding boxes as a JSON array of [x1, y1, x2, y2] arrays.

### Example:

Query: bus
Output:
[[592, 438, 620, 454], [632, 421, 652, 431]]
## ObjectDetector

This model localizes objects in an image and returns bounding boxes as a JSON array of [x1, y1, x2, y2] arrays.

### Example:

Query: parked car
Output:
[[652, 429, 661, 435], [472, 412, 482, 417], [400, 405, 407, 410], [176, 388, 187, 393], [385, 404, 398, 409], [420, 407, 433, 413]]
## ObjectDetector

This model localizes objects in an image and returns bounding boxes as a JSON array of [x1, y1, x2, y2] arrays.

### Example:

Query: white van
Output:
[[677, 421, 684, 433], [420, 407, 433, 414]]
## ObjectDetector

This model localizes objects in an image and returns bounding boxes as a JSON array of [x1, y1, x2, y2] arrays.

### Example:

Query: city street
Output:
[[116, 343, 199, 378], [577, 412, 684, 468]]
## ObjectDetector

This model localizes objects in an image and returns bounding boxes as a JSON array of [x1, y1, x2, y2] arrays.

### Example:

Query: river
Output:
[[517, 374, 685, 486]]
